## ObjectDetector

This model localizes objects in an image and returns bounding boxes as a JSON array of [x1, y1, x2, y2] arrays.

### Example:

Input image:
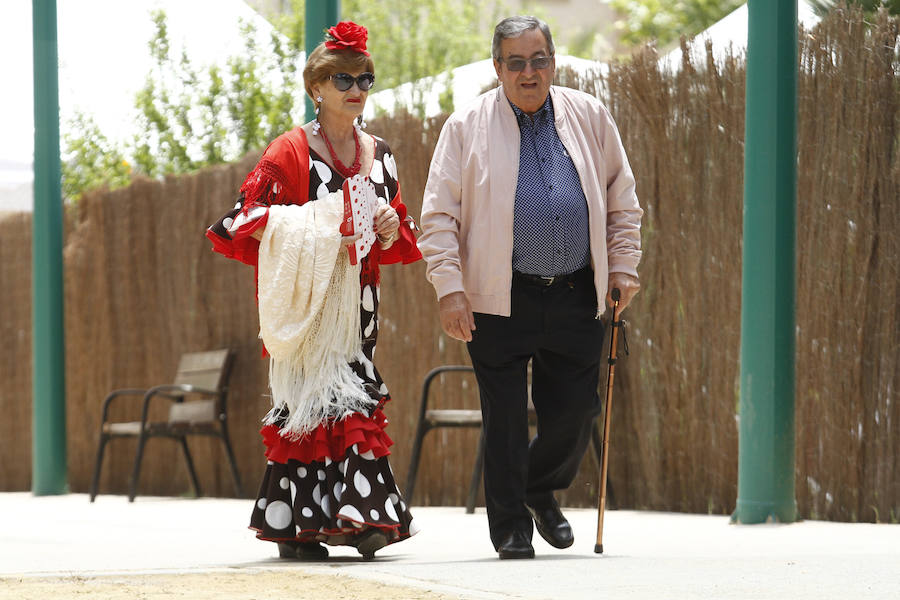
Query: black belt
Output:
[[513, 267, 589, 288]]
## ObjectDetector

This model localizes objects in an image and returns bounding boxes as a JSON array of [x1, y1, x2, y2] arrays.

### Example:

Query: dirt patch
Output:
[[0, 570, 456, 600]]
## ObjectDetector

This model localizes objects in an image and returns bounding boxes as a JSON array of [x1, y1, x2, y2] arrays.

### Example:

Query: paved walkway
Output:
[[1, 492, 898, 599]]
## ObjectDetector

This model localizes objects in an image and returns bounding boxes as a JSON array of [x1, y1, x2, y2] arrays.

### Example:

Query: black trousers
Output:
[[466, 267, 605, 548]]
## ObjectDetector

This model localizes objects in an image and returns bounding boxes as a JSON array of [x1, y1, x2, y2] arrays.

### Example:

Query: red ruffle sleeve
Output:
[[205, 127, 311, 267]]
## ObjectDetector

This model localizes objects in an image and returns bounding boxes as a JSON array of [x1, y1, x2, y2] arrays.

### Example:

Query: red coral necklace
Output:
[[319, 126, 362, 178]]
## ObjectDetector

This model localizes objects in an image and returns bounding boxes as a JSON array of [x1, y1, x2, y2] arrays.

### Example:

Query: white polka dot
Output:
[[409, 518, 421, 535], [370, 509, 380, 520], [400, 501, 406, 511], [354, 350, 376, 380], [317, 469, 326, 481], [338, 504, 365, 524], [379, 383, 388, 395], [384, 498, 399, 521], [321, 495, 331, 518], [363, 316, 375, 338], [233, 202, 242, 210], [377, 473, 385, 484], [297, 466, 307, 478], [352, 444, 359, 455], [388, 493, 399, 504], [354, 472, 371, 498], [325, 457, 333, 466], [257, 498, 267, 510], [264, 500, 292, 530], [316, 182, 330, 199], [312, 484, 322, 505], [279, 477, 289, 490], [290, 481, 297, 504], [369, 159, 384, 184], [384, 153, 398, 180], [360, 449, 376, 460], [302, 507, 314, 518], [334, 482, 343, 501], [362, 286, 375, 312], [313, 159, 333, 183], [222, 217, 234, 230], [340, 460, 348, 475]]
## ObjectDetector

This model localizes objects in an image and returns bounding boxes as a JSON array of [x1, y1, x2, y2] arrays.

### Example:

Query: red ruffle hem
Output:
[[260, 408, 394, 465]]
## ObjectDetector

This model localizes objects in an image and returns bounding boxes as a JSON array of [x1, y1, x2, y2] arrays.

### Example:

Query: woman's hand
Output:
[[341, 231, 362, 252], [373, 204, 400, 248]]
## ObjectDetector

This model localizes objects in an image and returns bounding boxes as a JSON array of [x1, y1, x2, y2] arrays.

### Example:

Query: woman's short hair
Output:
[[303, 43, 375, 102], [491, 16, 555, 60]]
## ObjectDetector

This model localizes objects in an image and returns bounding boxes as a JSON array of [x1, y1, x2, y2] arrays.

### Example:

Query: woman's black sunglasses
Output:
[[330, 72, 376, 92]]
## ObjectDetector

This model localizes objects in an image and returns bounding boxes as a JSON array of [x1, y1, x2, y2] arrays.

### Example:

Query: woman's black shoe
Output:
[[278, 541, 329, 560], [356, 529, 389, 560]]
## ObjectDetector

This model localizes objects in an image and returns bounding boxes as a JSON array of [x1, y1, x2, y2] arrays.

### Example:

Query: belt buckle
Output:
[[538, 275, 555, 286]]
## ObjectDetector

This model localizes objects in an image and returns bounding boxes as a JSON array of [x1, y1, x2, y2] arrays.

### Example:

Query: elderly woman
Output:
[[206, 21, 421, 561]]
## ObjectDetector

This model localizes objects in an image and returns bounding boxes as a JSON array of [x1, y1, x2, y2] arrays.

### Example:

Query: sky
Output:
[[1, 0, 275, 211]]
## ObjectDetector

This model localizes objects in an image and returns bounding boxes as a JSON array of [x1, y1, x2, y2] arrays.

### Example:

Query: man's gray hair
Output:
[[491, 16, 555, 61]]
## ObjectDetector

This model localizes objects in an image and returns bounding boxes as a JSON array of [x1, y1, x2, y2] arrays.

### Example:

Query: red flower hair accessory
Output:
[[324, 21, 370, 56]]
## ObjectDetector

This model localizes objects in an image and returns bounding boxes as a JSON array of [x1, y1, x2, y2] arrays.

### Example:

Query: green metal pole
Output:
[[31, 0, 67, 495], [304, 0, 341, 122], [732, 0, 798, 524]]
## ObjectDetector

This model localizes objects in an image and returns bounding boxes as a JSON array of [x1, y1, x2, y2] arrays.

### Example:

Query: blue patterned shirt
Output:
[[510, 95, 591, 277]]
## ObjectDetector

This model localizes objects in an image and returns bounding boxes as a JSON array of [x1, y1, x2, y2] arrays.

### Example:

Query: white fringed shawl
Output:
[[257, 193, 375, 438]]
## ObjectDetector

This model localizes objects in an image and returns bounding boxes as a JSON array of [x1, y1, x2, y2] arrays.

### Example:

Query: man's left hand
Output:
[[607, 272, 640, 313]]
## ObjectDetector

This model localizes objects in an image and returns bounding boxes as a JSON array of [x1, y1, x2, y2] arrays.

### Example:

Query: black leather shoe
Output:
[[497, 530, 535, 559], [526, 500, 574, 549]]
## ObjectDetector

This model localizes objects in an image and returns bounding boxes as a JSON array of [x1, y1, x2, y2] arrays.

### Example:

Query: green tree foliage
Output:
[[61, 1, 496, 199], [610, 0, 745, 48], [132, 10, 303, 178], [61, 112, 132, 202]]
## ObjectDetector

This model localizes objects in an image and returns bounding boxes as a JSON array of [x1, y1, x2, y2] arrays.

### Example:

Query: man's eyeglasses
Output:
[[330, 72, 376, 92], [500, 55, 553, 72]]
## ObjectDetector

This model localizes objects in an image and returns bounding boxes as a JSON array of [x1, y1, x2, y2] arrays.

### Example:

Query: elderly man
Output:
[[418, 15, 642, 559]]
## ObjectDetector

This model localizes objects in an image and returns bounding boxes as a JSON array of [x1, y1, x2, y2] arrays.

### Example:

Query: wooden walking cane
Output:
[[594, 287, 622, 554]]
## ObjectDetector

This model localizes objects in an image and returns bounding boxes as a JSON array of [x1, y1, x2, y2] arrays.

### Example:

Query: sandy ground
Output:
[[0, 570, 455, 600]]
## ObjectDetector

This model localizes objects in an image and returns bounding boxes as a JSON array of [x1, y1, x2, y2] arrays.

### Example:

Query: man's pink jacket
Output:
[[419, 85, 643, 317]]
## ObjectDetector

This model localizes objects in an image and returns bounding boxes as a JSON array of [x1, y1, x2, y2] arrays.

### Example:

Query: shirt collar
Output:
[[509, 94, 553, 128]]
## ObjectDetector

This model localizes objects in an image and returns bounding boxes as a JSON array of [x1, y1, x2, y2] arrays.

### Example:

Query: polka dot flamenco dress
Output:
[[206, 129, 422, 560]]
